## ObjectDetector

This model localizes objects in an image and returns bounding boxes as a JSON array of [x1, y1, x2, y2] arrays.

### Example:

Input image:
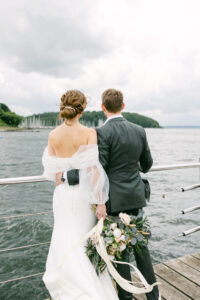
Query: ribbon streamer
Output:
[[55, 218, 160, 295], [94, 219, 159, 294]]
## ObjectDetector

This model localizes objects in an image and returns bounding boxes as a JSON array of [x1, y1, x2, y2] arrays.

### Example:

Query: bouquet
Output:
[[85, 209, 151, 275]]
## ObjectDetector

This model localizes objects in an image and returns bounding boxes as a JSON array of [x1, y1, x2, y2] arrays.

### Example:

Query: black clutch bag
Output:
[[67, 169, 79, 185]]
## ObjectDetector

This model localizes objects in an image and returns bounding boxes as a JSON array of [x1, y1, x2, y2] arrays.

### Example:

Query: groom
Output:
[[57, 89, 159, 300]]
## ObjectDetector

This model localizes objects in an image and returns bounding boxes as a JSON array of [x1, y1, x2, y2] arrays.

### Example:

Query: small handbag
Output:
[[67, 169, 80, 185]]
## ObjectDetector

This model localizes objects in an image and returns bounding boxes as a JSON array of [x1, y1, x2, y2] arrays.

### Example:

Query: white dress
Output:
[[42, 144, 119, 300]]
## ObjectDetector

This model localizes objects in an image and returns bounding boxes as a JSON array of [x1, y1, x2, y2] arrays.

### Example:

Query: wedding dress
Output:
[[42, 144, 119, 300]]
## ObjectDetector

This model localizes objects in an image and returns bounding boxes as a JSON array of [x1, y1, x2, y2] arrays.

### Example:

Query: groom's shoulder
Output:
[[128, 120, 144, 131], [96, 118, 144, 132], [95, 122, 111, 141], [125, 119, 146, 137], [95, 120, 112, 131]]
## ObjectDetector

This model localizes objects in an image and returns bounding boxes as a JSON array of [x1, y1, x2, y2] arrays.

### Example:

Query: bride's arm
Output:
[[48, 132, 56, 156], [87, 129, 107, 220], [42, 132, 57, 182]]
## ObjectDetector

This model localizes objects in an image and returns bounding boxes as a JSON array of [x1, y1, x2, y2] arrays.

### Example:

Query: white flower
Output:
[[107, 239, 112, 244], [119, 213, 131, 225], [120, 235, 125, 241], [115, 237, 121, 243], [110, 223, 117, 230], [120, 244, 126, 252], [108, 255, 115, 260], [90, 233, 98, 244], [113, 228, 122, 238]]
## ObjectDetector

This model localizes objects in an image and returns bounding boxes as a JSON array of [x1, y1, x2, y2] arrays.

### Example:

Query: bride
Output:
[[42, 90, 119, 300]]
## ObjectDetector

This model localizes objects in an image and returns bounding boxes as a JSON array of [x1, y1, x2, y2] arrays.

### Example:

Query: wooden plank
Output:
[[132, 294, 146, 300], [155, 274, 190, 300], [179, 255, 200, 272], [164, 258, 200, 285], [132, 271, 189, 300], [192, 252, 200, 260], [131, 273, 147, 300], [131, 273, 164, 300], [154, 263, 200, 299]]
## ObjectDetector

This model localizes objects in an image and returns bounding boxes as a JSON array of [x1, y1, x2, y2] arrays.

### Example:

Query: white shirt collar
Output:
[[104, 114, 123, 125]]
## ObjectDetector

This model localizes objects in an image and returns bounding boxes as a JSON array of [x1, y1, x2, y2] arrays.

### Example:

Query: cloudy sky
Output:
[[0, 0, 200, 126]]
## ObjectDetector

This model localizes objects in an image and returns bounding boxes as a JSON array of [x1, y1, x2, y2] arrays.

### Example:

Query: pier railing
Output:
[[0, 162, 200, 287], [0, 162, 200, 185]]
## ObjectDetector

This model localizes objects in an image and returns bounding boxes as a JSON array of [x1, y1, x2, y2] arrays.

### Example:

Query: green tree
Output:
[[0, 103, 11, 112], [24, 110, 161, 128], [0, 111, 23, 127]]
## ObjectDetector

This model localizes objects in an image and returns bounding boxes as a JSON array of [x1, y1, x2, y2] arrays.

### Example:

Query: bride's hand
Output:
[[56, 172, 64, 186], [96, 204, 107, 220]]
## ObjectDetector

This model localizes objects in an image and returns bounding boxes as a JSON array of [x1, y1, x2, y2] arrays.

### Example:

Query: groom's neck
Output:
[[105, 111, 122, 119]]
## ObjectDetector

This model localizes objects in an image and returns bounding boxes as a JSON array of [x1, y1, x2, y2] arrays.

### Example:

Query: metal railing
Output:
[[0, 162, 200, 185], [0, 162, 200, 286]]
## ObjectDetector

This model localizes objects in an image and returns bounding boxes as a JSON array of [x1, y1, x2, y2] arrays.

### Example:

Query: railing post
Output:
[[199, 158, 200, 181]]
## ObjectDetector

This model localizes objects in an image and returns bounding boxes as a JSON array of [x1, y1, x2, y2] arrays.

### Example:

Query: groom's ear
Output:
[[101, 104, 106, 112], [121, 102, 125, 110]]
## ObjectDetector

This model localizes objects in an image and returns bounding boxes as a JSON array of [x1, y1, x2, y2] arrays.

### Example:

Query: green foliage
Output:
[[86, 240, 106, 275], [0, 103, 10, 112], [86, 213, 151, 275], [122, 112, 161, 128], [32, 112, 59, 122], [0, 110, 23, 127], [80, 111, 161, 128], [26, 110, 161, 128], [0, 119, 8, 126], [80, 111, 106, 126], [0, 103, 23, 127]]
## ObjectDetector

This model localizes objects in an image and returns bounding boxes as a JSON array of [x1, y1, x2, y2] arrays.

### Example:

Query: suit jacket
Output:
[[96, 117, 153, 214]]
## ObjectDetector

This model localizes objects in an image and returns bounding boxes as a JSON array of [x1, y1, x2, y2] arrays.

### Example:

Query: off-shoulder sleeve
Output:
[[79, 145, 109, 204], [42, 147, 58, 182]]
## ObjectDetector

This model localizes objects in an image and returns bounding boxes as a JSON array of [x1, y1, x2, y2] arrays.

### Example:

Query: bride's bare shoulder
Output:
[[79, 124, 96, 134], [86, 127, 97, 144], [47, 126, 63, 155], [48, 125, 63, 139]]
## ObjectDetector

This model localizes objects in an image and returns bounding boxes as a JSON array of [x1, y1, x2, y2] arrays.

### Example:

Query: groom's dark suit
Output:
[[67, 116, 159, 300], [96, 116, 152, 214], [96, 116, 159, 300]]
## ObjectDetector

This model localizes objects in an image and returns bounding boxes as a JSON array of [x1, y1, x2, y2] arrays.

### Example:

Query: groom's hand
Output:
[[96, 204, 107, 220], [56, 172, 63, 186]]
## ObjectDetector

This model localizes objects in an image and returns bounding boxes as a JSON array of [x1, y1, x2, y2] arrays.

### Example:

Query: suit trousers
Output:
[[111, 209, 159, 300]]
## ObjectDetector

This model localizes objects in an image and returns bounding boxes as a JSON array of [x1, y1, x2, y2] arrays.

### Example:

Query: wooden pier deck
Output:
[[45, 252, 200, 300], [132, 252, 200, 300]]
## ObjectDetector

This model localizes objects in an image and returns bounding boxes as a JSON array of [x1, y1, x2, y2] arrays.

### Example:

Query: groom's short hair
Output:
[[102, 89, 123, 113]]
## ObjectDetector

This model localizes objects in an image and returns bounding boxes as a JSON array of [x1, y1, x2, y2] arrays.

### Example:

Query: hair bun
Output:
[[59, 90, 87, 120], [59, 106, 77, 119]]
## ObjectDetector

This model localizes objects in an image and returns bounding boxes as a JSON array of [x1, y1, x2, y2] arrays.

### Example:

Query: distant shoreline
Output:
[[1, 126, 200, 132], [163, 126, 200, 129], [0, 127, 28, 132]]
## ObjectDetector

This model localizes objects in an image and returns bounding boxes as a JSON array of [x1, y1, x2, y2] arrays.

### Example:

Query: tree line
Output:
[[0, 103, 161, 128], [25, 111, 161, 128], [0, 103, 23, 127]]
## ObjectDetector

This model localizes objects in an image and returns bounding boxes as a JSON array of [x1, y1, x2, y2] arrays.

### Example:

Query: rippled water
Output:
[[0, 128, 199, 299]]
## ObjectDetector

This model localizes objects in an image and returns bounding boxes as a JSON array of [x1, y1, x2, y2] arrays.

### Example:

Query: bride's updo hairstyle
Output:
[[59, 90, 87, 119]]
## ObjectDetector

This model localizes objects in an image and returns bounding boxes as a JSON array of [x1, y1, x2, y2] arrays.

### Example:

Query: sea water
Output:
[[0, 128, 199, 299]]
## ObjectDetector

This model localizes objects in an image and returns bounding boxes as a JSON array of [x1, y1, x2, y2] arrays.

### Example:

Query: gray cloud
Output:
[[0, 0, 111, 77], [0, 0, 200, 126]]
